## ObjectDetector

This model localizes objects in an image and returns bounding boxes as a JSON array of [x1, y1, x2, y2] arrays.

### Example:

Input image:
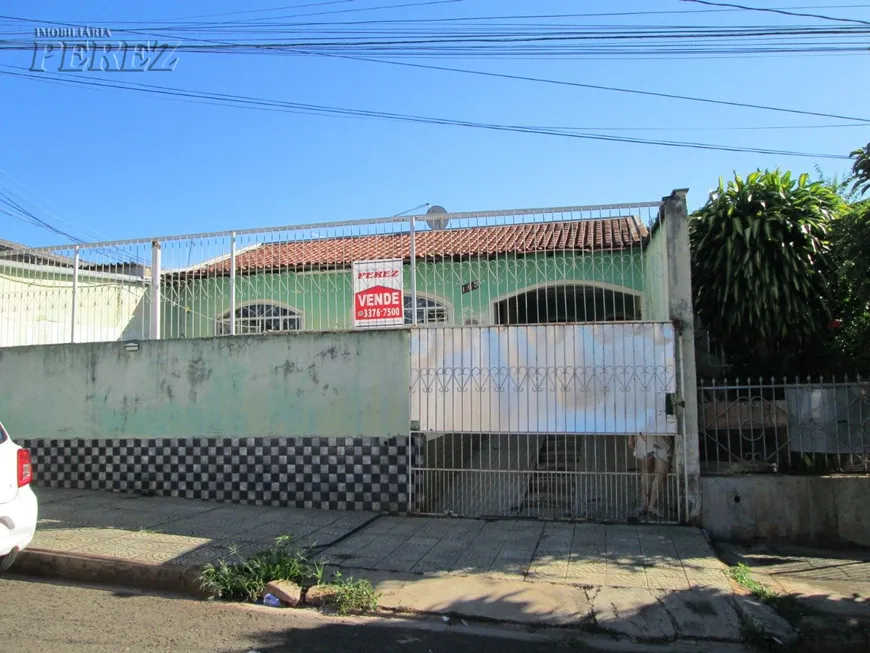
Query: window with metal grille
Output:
[[217, 303, 301, 335], [404, 295, 448, 325]]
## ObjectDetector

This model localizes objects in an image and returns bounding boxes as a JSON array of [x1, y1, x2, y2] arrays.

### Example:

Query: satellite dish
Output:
[[425, 205, 450, 231]]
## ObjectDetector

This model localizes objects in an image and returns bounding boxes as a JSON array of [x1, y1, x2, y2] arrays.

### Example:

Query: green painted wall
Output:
[[162, 251, 647, 338], [0, 330, 410, 440]]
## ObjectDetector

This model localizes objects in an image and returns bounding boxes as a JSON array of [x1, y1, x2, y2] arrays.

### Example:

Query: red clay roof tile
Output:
[[194, 217, 646, 275]]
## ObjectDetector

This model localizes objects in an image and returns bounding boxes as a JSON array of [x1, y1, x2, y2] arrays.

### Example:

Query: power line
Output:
[[681, 0, 870, 26], [165, 1, 355, 22], [304, 52, 870, 123], [10, 4, 870, 29], [0, 169, 116, 244], [2, 17, 869, 62], [0, 187, 84, 241], [241, 0, 465, 21], [6, 11, 865, 122], [528, 122, 870, 132], [0, 65, 851, 160], [0, 175, 151, 263], [4, 12, 870, 46]]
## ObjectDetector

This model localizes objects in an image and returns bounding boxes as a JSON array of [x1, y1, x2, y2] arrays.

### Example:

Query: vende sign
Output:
[[352, 259, 404, 328]]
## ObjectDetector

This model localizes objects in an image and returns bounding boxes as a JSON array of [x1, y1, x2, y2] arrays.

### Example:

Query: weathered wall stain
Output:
[[275, 360, 300, 378], [0, 330, 410, 440], [158, 379, 175, 401], [88, 350, 98, 385], [316, 345, 339, 360], [187, 353, 213, 403]]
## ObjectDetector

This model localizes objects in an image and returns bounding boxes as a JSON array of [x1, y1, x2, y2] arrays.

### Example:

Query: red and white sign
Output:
[[352, 259, 404, 327]]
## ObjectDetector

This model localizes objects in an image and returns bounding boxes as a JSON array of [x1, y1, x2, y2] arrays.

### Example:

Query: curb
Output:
[[21, 547, 864, 652], [10, 548, 208, 598]]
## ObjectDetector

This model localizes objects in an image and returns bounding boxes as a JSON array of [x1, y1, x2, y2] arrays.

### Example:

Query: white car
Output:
[[0, 422, 37, 571]]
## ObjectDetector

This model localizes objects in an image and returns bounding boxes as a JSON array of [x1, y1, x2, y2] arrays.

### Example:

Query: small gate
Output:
[[410, 323, 682, 522]]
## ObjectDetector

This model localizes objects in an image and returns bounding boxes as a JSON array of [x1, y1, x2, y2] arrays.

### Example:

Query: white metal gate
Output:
[[410, 323, 682, 522]]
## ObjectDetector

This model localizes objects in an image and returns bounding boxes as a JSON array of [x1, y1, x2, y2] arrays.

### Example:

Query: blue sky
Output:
[[1, 0, 868, 247]]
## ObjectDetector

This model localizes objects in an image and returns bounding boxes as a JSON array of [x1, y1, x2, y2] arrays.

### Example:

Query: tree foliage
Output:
[[850, 142, 870, 197], [690, 169, 843, 371], [820, 200, 870, 374]]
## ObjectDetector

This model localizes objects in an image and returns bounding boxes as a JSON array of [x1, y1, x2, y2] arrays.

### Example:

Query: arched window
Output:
[[217, 303, 301, 335], [493, 285, 640, 325], [404, 295, 448, 325]]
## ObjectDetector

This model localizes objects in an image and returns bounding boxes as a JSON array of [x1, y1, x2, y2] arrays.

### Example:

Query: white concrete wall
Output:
[[701, 475, 870, 547], [0, 262, 149, 346]]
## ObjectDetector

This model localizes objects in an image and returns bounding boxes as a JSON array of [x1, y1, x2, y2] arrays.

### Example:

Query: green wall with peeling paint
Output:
[[161, 251, 647, 338], [0, 330, 410, 440]]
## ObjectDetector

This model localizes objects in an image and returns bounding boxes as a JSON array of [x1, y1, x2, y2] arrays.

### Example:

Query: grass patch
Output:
[[729, 563, 780, 601], [199, 535, 324, 602], [329, 571, 379, 616], [728, 563, 811, 625], [198, 535, 379, 615]]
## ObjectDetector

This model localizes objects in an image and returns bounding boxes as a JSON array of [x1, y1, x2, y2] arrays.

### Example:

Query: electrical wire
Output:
[[0, 178, 151, 264], [304, 52, 870, 124], [681, 0, 870, 26], [165, 1, 356, 23], [0, 169, 121, 244], [3, 11, 870, 59], [7, 11, 865, 123], [0, 191, 84, 243], [0, 65, 852, 160], [8, 4, 870, 28]]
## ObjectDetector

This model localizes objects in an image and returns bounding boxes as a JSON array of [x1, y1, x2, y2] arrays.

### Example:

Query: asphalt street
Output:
[[0, 575, 747, 653]]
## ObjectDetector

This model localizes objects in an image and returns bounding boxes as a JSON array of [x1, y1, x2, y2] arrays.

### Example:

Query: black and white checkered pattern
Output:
[[19, 436, 411, 513]]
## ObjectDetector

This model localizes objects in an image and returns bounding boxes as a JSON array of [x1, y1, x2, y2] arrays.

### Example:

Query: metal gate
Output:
[[410, 323, 682, 522]]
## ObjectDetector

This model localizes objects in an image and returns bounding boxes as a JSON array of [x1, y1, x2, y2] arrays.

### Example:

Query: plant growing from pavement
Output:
[[198, 534, 379, 615], [728, 563, 809, 624]]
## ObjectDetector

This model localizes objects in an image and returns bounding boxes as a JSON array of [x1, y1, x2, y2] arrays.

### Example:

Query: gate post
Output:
[[150, 240, 162, 340], [663, 189, 701, 524], [70, 245, 80, 343], [229, 232, 237, 336]]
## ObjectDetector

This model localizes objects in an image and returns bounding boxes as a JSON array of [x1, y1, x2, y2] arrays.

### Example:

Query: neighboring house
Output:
[[0, 239, 152, 346], [161, 216, 665, 338]]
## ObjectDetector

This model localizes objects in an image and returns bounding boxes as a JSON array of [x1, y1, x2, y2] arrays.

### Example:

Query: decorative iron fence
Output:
[[0, 201, 666, 347], [699, 376, 870, 474]]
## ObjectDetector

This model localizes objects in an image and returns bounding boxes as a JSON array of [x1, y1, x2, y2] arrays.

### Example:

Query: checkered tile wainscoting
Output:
[[20, 436, 412, 513]]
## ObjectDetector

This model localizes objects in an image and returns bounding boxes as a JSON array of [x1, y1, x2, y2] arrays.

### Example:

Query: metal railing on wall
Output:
[[699, 376, 869, 474], [0, 200, 665, 348]]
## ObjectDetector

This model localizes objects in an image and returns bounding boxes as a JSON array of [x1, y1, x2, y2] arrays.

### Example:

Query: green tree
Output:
[[833, 199, 870, 308], [819, 200, 870, 374], [690, 169, 844, 374], [850, 143, 870, 197]]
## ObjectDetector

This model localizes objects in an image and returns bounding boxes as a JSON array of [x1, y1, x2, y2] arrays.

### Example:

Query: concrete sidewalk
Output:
[[716, 541, 870, 649], [14, 487, 788, 647]]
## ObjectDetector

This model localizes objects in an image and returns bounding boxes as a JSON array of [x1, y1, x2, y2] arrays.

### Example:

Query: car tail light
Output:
[[17, 448, 32, 487]]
